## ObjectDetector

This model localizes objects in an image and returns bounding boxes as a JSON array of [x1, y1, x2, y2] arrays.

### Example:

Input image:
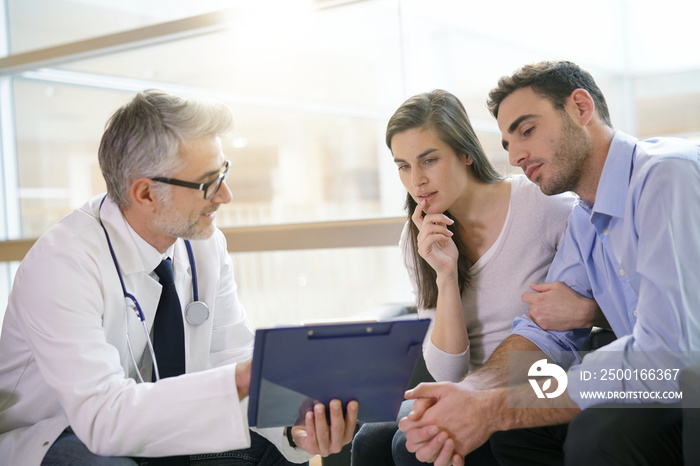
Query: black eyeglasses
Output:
[[150, 160, 230, 200]]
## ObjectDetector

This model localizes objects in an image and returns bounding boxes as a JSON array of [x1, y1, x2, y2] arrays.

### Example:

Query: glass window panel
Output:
[[13, 81, 128, 236], [12, 79, 408, 238], [11, 0, 407, 236], [634, 71, 700, 140], [399, 0, 627, 92], [59, 0, 403, 111], [215, 104, 405, 228], [231, 246, 413, 330], [626, 0, 700, 74], [7, 0, 235, 54]]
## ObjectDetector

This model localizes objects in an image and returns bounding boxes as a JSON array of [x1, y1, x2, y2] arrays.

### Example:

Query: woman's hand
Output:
[[412, 199, 459, 278]]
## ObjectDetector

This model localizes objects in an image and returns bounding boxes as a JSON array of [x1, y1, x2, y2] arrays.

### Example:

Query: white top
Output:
[[0, 195, 311, 465], [402, 175, 575, 382]]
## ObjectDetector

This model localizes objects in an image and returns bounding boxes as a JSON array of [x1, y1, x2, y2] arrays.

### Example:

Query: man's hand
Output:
[[523, 281, 608, 331], [291, 400, 358, 456], [398, 396, 463, 466], [399, 382, 503, 465], [399, 381, 578, 466]]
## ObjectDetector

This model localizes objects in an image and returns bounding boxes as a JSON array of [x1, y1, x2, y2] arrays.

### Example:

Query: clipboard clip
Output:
[[306, 323, 391, 339]]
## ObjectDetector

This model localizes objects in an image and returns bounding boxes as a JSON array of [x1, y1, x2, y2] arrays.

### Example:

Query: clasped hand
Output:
[[399, 382, 500, 466]]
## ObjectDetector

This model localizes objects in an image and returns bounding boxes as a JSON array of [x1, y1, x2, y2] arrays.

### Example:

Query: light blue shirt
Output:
[[510, 131, 700, 408]]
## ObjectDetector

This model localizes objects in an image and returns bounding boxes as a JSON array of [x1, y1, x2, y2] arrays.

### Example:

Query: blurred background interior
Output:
[[0, 0, 699, 329]]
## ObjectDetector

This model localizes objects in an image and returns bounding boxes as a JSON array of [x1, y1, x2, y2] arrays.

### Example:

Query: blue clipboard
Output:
[[247, 318, 430, 428]]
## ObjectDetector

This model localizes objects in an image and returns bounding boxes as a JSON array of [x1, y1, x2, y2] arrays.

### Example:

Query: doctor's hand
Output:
[[291, 399, 358, 456], [523, 281, 608, 331], [235, 359, 252, 400]]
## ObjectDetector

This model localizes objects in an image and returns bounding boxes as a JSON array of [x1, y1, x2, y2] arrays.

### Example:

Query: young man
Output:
[[0, 90, 357, 466], [398, 60, 700, 465]]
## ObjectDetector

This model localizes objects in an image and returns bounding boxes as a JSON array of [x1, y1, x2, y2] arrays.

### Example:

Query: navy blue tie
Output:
[[150, 258, 189, 465], [152, 258, 186, 380]]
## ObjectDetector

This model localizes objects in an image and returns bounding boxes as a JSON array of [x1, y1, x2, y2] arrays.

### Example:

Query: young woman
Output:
[[351, 90, 595, 465]]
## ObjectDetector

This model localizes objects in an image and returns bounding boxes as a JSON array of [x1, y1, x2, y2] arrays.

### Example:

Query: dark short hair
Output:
[[487, 60, 612, 127]]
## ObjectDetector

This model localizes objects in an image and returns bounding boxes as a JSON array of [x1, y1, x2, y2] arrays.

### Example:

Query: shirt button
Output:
[[633, 310, 638, 317], [619, 268, 625, 276], [603, 228, 609, 235]]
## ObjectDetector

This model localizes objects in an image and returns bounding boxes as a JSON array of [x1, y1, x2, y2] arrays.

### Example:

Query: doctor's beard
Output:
[[151, 187, 217, 241]]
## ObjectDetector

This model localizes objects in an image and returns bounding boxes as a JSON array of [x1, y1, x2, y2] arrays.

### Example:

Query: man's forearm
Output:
[[500, 384, 581, 431], [464, 335, 544, 389]]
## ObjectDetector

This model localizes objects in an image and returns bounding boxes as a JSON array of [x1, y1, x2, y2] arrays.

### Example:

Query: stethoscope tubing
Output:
[[97, 195, 207, 382]]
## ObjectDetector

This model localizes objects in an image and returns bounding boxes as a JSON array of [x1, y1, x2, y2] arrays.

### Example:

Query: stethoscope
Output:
[[98, 195, 210, 382]]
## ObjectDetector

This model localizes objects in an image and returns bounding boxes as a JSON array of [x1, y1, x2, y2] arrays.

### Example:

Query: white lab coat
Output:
[[0, 195, 311, 465]]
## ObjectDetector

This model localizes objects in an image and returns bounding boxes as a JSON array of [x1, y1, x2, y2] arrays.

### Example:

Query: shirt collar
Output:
[[92, 194, 182, 276], [586, 131, 638, 220], [121, 218, 174, 275]]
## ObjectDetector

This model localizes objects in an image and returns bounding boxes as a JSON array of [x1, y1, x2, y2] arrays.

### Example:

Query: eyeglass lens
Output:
[[204, 163, 229, 199], [204, 178, 223, 199]]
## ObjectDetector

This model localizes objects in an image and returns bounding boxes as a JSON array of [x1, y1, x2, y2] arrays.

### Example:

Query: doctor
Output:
[[0, 89, 358, 466]]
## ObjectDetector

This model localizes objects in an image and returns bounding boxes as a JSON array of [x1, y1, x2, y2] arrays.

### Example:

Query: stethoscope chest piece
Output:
[[185, 301, 210, 326]]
